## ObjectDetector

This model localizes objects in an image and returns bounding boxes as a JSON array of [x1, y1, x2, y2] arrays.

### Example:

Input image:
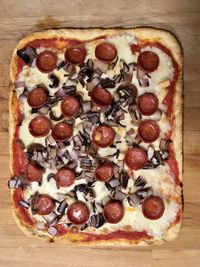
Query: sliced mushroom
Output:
[[18, 199, 30, 209], [48, 226, 58, 236], [49, 110, 64, 121], [136, 187, 153, 199], [101, 78, 115, 88], [128, 193, 141, 207], [159, 139, 171, 152], [17, 47, 36, 64], [78, 67, 93, 86], [56, 60, 66, 70], [153, 151, 164, 166], [134, 176, 147, 190], [57, 200, 68, 214], [94, 59, 108, 73], [49, 74, 60, 88], [120, 172, 129, 189]]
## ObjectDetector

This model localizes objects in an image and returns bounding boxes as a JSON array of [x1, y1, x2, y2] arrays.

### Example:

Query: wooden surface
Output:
[[0, 0, 200, 266]]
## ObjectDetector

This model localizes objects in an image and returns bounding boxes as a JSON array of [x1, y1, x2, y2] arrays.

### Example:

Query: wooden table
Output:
[[0, 0, 200, 266]]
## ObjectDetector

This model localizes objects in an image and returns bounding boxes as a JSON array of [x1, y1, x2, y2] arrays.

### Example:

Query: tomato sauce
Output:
[[166, 144, 180, 185], [13, 188, 35, 226]]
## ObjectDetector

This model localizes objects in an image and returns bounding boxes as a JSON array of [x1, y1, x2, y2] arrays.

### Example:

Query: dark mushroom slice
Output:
[[56, 60, 66, 70], [128, 193, 142, 207], [100, 78, 115, 88], [57, 200, 68, 214], [153, 151, 165, 166], [136, 187, 153, 199], [120, 172, 129, 189], [159, 139, 171, 152], [18, 199, 30, 209], [49, 109, 64, 121], [49, 73, 60, 88], [89, 213, 105, 228], [134, 176, 147, 190], [17, 47, 37, 64], [78, 67, 93, 86]]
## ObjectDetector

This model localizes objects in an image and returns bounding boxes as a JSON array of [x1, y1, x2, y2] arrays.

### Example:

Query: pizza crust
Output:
[[9, 27, 183, 245]]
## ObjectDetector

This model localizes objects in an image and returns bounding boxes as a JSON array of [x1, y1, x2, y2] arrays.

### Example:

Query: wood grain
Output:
[[0, 0, 200, 266]]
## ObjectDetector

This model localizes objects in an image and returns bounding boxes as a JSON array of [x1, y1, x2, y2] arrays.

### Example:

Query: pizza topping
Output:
[[92, 126, 115, 148], [67, 201, 90, 225], [90, 87, 112, 107], [52, 122, 73, 141], [26, 163, 43, 182], [48, 73, 60, 88], [27, 86, 48, 108], [8, 177, 22, 189], [54, 167, 75, 187], [65, 45, 86, 65], [125, 147, 147, 170], [32, 194, 55, 215], [61, 96, 80, 117], [142, 196, 165, 220], [137, 51, 159, 73], [29, 115, 51, 137], [138, 93, 158, 116], [103, 200, 124, 224], [36, 51, 57, 73], [95, 42, 117, 62], [138, 120, 160, 143], [17, 47, 37, 64], [95, 163, 114, 182]]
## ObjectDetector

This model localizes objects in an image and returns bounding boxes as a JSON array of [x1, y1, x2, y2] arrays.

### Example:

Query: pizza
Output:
[[8, 28, 183, 245]]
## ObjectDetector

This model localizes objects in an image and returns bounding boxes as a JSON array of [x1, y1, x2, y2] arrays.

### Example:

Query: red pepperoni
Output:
[[130, 43, 140, 54], [29, 115, 51, 137], [52, 122, 73, 142], [95, 163, 114, 182], [26, 163, 43, 182], [142, 196, 165, 220], [138, 120, 160, 143], [138, 93, 158, 116], [54, 168, 75, 187], [92, 126, 115, 148], [61, 96, 80, 117], [95, 42, 117, 62], [67, 201, 89, 225], [137, 51, 159, 73], [65, 45, 86, 65], [36, 50, 57, 73], [103, 200, 124, 224], [27, 87, 48, 108], [91, 87, 112, 108], [125, 147, 147, 170], [32, 194, 55, 215]]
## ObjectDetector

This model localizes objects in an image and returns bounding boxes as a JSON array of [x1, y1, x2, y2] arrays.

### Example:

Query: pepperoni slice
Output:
[[36, 50, 57, 73], [137, 51, 159, 73], [26, 163, 43, 182], [32, 194, 55, 215], [67, 201, 89, 225], [138, 93, 158, 116], [142, 196, 165, 220], [95, 42, 117, 62], [92, 126, 115, 148], [95, 163, 114, 182], [29, 115, 51, 137], [61, 96, 80, 117], [54, 168, 75, 187], [91, 87, 112, 108], [103, 200, 124, 224], [124, 147, 147, 170], [27, 87, 48, 108], [52, 122, 73, 142], [138, 120, 160, 143], [65, 45, 86, 65]]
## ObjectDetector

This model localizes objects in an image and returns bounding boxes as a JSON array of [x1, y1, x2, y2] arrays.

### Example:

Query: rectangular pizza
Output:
[[8, 28, 183, 245]]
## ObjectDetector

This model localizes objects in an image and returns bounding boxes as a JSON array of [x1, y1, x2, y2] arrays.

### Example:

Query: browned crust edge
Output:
[[9, 27, 183, 246]]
